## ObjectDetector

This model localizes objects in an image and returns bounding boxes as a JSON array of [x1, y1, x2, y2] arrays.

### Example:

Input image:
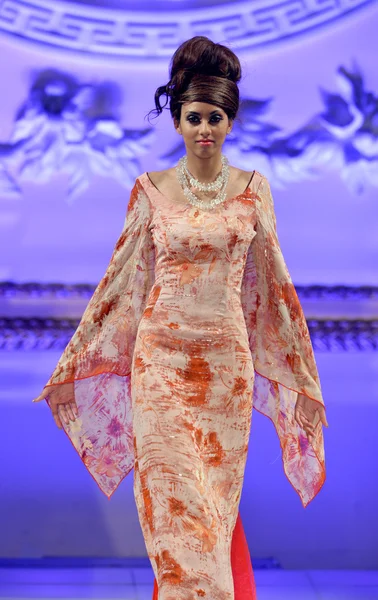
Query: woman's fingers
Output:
[[296, 407, 329, 444], [299, 414, 315, 441], [294, 409, 304, 429], [319, 407, 329, 427], [295, 408, 314, 431], [295, 394, 330, 436], [50, 402, 78, 430], [58, 404, 69, 426], [32, 387, 50, 403], [65, 403, 77, 422], [33, 381, 80, 429], [71, 401, 79, 418], [51, 405, 63, 429], [300, 414, 315, 429], [295, 408, 316, 442]]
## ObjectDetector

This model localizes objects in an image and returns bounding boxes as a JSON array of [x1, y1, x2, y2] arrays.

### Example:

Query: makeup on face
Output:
[[185, 109, 224, 129], [176, 103, 232, 157]]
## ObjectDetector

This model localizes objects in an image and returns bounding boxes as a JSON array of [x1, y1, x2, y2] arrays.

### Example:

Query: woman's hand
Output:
[[295, 393, 329, 443], [32, 382, 78, 430]]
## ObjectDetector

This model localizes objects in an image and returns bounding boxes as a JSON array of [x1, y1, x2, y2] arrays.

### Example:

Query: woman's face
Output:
[[174, 102, 232, 158]]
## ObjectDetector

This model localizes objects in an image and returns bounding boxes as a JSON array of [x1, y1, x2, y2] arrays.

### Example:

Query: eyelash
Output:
[[186, 116, 223, 124]]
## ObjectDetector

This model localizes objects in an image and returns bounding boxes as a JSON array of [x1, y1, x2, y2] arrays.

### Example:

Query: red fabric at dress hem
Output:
[[151, 511, 257, 599]]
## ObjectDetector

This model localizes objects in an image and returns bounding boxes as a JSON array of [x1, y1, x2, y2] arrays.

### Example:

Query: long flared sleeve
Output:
[[241, 174, 326, 508], [41, 179, 155, 498]]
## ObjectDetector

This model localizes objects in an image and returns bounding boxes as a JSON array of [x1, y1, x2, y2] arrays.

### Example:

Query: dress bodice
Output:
[[138, 172, 258, 315]]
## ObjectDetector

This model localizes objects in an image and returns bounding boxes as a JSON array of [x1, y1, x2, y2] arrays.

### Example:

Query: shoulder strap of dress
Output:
[[247, 169, 264, 194]]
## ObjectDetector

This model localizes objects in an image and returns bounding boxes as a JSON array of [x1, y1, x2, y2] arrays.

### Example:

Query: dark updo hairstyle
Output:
[[148, 36, 242, 124]]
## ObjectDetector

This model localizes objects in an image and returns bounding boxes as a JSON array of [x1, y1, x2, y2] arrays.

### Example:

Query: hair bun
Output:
[[170, 36, 241, 85], [149, 36, 241, 123]]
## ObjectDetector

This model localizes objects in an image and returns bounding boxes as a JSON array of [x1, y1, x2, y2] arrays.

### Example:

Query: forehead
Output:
[[182, 101, 225, 114]]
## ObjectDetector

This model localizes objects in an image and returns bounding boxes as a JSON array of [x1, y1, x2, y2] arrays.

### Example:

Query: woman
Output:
[[33, 36, 328, 600]]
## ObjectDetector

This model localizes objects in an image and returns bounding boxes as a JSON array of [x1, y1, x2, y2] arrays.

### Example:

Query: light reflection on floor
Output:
[[0, 564, 378, 600]]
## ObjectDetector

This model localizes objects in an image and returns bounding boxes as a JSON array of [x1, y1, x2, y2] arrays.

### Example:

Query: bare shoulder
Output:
[[230, 166, 256, 183], [146, 165, 264, 197], [146, 168, 175, 187]]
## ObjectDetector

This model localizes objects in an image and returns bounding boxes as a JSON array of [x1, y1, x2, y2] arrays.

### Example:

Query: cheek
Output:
[[215, 125, 228, 138], [182, 126, 197, 138], [181, 123, 193, 135]]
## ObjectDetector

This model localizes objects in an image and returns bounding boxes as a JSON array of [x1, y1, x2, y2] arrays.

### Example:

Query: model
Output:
[[33, 35, 328, 600]]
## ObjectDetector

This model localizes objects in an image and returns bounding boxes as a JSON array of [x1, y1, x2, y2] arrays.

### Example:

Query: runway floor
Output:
[[0, 564, 377, 600]]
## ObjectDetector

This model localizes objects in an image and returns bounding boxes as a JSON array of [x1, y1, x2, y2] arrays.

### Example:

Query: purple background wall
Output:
[[0, 0, 377, 569]]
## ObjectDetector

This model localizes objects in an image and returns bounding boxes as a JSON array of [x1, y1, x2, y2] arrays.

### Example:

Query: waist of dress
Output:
[[143, 284, 247, 335], [139, 309, 250, 347]]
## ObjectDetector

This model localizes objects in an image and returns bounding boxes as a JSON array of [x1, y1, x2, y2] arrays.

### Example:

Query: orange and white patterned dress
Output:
[[41, 170, 326, 600]]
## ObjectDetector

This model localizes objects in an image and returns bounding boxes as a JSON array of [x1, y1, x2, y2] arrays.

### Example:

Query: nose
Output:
[[198, 120, 212, 137]]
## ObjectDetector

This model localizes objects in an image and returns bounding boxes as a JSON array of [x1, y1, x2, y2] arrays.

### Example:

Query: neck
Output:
[[185, 151, 223, 182]]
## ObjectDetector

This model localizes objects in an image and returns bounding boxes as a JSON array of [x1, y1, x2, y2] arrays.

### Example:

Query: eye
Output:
[[187, 115, 223, 123]]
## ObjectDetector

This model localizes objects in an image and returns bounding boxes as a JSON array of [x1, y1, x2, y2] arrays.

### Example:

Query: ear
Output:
[[174, 118, 182, 135], [227, 118, 233, 135]]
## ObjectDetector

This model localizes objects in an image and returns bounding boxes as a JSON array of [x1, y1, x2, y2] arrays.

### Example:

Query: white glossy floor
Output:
[[0, 566, 378, 600]]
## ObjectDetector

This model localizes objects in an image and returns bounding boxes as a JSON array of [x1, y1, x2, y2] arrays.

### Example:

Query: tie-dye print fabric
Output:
[[40, 169, 325, 599]]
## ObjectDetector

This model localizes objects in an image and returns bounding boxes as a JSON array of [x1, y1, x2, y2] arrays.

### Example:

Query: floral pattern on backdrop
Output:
[[160, 64, 378, 195], [0, 64, 377, 202], [0, 71, 155, 202]]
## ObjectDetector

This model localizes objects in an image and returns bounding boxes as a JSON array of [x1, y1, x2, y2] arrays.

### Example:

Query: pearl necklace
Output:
[[175, 154, 230, 209]]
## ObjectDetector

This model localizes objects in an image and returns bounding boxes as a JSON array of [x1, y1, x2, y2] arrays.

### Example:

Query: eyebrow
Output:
[[184, 110, 222, 115]]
